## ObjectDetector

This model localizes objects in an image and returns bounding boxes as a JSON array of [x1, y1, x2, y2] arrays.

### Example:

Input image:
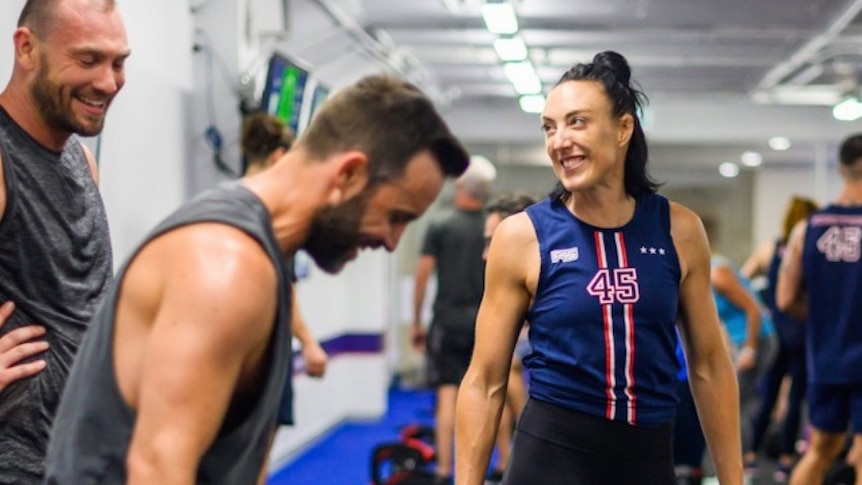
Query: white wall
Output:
[[269, 356, 387, 469], [100, 1, 193, 262], [0, 1, 26, 87], [267, 250, 393, 466]]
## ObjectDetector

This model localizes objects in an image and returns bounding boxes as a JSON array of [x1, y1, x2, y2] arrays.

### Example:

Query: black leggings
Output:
[[502, 399, 675, 485]]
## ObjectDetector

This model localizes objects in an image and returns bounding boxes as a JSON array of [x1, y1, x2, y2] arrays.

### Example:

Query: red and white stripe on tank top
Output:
[[590, 231, 638, 425]]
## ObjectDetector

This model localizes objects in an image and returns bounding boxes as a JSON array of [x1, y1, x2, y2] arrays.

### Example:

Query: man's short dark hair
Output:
[[298, 75, 469, 183], [485, 193, 537, 219], [18, 0, 116, 37], [840, 134, 862, 167]]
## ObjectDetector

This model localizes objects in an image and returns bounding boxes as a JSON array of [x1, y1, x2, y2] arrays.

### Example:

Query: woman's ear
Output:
[[618, 113, 635, 146]]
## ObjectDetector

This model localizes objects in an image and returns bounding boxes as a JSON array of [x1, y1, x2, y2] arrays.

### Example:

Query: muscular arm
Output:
[[455, 213, 534, 485], [124, 226, 278, 485], [775, 221, 808, 320], [673, 204, 743, 485]]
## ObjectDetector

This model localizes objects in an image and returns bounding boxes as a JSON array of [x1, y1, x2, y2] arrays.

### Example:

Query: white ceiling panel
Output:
[[282, 0, 862, 170]]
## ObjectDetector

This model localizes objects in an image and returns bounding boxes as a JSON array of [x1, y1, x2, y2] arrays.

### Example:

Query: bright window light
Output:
[[493, 37, 528, 62], [833, 96, 862, 121], [768, 136, 792, 151], [719, 162, 740, 178], [519, 94, 545, 113], [504, 61, 542, 95], [740, 151, 763, 167], [481, 2, 519, 35]]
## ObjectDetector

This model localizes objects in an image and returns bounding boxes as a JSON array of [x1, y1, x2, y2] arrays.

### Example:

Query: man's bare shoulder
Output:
[[146, 223, 279, 337]]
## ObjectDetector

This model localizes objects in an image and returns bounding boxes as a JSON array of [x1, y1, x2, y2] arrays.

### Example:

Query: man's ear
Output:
[[328, 151, 369, 204], [13, 27, 38, 71]]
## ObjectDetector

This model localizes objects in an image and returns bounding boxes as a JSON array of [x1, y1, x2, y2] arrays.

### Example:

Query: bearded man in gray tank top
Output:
[[0, 0, 130, 482], [44, 75, 470, 485]]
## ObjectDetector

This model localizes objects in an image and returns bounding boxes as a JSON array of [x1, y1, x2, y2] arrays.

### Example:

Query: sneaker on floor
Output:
[[772, 462, 791, 483], [744, 459, 758, 477]]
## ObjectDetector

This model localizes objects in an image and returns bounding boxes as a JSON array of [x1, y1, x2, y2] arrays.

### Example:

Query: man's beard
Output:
[[31, 57, 108, 137], [303, 189, 373, 274]]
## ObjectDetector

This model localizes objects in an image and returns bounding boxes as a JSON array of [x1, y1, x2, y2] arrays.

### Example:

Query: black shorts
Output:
[[502, 399, 675, 485], [426, 324, 474, 387]]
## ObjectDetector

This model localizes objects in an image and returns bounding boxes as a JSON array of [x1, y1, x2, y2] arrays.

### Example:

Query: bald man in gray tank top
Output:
[[0, 0, 130, 482]]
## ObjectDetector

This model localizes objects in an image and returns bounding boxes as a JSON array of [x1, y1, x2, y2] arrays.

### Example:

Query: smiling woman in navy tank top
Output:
[[454, 51, 744, 485]]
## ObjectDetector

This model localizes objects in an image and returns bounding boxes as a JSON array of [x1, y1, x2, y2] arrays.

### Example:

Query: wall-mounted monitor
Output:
[[260, 52, 310, 135], [297, 80, 331, 134]]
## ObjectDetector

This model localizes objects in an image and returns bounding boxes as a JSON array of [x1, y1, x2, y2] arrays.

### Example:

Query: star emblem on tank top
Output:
[[640, 246, 666, 256]]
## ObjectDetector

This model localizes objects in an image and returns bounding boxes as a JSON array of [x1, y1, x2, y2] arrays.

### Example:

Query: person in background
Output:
[[0, 0, 130, 482], [43, 74, 470, 484], [673, 334, 708, 485], [702, 216, 777, 477], [412, 156, 496, 484], [778, 134, 862, 485], [455, 51, 742, 485], [741, 195, 818, 481], [240, 112, 329, 485]]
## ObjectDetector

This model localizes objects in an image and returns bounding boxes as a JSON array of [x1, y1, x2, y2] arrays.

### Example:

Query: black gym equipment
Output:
[[370, 438, 437, 485]]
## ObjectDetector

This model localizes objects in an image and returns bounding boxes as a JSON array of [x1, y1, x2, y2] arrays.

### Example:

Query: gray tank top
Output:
[[0, 106, 113, 483], [44, 182, 294, 485]]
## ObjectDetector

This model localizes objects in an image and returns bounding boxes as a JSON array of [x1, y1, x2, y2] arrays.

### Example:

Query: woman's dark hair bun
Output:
[[593, 51, 632, 85]]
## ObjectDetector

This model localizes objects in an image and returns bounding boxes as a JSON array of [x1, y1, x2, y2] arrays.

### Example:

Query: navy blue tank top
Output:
[[765, 241, 805, 352], [525, 194, 681, 425], [802, 206, 862, 384]]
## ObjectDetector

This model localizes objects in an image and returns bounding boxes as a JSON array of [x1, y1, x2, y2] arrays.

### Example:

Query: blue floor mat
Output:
[[268, 388, 436, 485]]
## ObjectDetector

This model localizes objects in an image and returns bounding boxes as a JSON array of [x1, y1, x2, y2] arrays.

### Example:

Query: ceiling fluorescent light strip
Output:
[[519, 94, 545, 113], [833, 96, 862, 121], [504, 61, 541, 95], [493, 36, 528, 62], [481, 2, 519, 35]]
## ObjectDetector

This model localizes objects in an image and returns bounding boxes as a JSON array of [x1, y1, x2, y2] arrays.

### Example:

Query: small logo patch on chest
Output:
[[551, 247, 579, 263]]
